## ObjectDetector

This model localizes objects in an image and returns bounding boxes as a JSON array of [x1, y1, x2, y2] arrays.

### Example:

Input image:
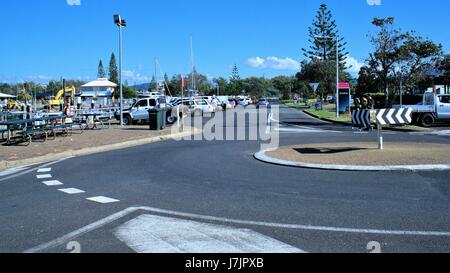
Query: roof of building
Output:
[[0, 92, 16, 98], [81, 78, 118, 88]]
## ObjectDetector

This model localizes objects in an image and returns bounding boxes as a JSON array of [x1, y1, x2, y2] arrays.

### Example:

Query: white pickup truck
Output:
[[395, 91, 450, 127]]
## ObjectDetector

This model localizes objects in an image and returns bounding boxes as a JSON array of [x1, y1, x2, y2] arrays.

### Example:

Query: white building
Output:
[[79, 78, 117, 107]]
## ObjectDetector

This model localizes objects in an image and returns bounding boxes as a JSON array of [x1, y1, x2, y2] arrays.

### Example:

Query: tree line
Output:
[[3, 3, 449, 104]]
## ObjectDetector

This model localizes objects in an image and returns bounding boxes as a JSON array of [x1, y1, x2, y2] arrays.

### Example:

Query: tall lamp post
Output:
[[314, 35, 340, 118], [114, 15, 127, 126]]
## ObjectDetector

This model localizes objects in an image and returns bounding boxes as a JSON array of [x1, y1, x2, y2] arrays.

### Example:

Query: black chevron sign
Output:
[[351, 109, 371, 129], [376, 108, 413, 125]]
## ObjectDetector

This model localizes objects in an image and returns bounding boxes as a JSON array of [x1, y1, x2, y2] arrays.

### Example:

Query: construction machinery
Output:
[[48, 87, 76, 108], [7, 100, 21, 110]]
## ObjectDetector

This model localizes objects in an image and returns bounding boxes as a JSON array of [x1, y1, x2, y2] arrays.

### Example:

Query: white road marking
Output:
[[430, 130, 450, 136], [42, 180, 63, 186], [25, 206, 450, 253], [36, 174, 52, 179], [58, 188, 85, 195], [0, 166, 29, 177], [0, 157, 73, 183], [114, 214, 303, 253], [37, 168, 52, 173], [86, 196, 120, 204]]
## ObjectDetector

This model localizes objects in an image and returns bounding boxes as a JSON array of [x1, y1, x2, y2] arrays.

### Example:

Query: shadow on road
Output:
[[294, 147, 369, 155]]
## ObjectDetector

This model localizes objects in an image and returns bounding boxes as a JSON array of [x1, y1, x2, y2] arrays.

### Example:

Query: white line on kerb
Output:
[[0, 157, 72, 183], [24, 206, 450, 253]]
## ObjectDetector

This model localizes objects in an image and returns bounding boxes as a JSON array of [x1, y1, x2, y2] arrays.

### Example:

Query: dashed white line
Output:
[[36, 174, 52, 179], [58, 188, 85, 195], [37, 168, 52, 173], [86, 196, 120, 204], [42, 180, 63, 186]]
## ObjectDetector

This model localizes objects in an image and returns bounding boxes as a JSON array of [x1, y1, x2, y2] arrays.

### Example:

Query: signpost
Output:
[[351, 108, 413, 150], [309, 83, 320, 93]]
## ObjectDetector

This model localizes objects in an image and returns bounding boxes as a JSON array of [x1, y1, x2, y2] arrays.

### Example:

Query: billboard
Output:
[[338, 82, 351, 114]]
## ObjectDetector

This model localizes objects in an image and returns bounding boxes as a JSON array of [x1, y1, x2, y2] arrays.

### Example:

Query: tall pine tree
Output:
[[301, 3, 349, 69], [230, 64, 241, 95], [97, 60, 106, 78], [108, 53, 119, 84]]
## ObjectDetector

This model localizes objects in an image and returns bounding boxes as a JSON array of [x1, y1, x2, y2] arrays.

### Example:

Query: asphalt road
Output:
[[1, 105, 450, 253]]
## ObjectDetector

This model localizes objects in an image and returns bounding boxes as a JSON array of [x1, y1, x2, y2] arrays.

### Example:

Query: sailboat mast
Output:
[[154, 57, 157, 92], [190, 37, 196, 92]]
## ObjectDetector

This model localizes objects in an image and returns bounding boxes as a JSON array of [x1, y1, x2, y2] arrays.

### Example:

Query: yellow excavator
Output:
[[48, 86, 76, 108], [7, 100, 21, 110]]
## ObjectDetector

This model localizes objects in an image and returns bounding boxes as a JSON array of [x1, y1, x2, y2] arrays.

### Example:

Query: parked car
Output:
[[114, 97, 177, 126], [182, 99, 215, 116], [256, 97, 270, 109]]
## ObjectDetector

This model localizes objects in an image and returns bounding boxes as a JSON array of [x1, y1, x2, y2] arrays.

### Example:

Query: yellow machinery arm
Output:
[[49, 86, 76, 107]]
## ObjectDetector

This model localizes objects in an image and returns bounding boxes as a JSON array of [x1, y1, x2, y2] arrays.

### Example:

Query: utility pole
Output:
[[114, 15, 127, 126]]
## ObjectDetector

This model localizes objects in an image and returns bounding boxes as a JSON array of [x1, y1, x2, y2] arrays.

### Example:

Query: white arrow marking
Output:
[[396, 109, 404, 124], [377, 109, 386, 125], [405, 108, 413, 123], [386, 109, 396, 125], [114, 214, 304, 253]]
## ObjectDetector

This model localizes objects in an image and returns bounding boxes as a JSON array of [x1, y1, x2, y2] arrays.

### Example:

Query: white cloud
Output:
[[346, 56, 365, 77], [66, 0, 81, 6], [246, 56, 300, 71], [367, 0, 381, 6], [122, 70, 152, 84]]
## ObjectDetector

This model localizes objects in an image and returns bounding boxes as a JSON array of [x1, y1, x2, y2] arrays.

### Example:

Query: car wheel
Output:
[[420, 113, 435, 127], [167, 115, 177, 124], [122, 115, 131, 126]]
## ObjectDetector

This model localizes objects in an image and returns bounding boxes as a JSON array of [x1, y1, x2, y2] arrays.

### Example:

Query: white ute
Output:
[[395, 91, 450, 127]]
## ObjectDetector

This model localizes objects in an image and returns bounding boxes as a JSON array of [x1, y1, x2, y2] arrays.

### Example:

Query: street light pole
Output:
[[335, 36, 339, 118], [400, 71, 403, 108], [114, 15, 126, 127], [119, 25, 123, 126]]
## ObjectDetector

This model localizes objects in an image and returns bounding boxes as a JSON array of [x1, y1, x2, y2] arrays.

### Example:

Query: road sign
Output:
[[351, 109, 371, 129], [352, 108, 413, 150], [376, 108, 412, 126], [309, 83, 320, 93]]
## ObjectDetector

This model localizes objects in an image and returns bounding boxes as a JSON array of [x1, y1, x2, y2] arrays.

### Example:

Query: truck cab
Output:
[[437, 94, 450, 120]]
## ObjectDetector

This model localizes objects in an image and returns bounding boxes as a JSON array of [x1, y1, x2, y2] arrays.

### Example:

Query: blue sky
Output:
[[0, 0, 449, 84]]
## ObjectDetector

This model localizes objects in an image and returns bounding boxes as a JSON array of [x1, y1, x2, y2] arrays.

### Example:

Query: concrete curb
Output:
[[254, 150, 450, 172], [0, 128, 200, 171]]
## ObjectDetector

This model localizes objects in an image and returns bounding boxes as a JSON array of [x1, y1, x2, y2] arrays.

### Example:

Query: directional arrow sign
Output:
[[309, 83, 320, 93], [376, 108, 413, 125]]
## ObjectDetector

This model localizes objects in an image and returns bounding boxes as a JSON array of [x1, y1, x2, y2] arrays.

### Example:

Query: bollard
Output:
[[377, 122, 383, 150]]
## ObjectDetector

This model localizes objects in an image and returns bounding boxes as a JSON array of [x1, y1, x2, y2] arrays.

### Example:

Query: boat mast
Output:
[[190, 36, 196, 95]]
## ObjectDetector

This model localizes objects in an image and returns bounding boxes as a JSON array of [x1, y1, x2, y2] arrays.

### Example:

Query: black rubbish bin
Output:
[[148, 108, 162, 130]]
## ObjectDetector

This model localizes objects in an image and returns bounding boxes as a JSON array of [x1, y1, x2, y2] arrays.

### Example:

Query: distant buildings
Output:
[[78, 78, 117, 107]]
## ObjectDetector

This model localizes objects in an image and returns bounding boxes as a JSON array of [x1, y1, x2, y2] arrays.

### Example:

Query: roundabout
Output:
[[256, 142, 450, 171]]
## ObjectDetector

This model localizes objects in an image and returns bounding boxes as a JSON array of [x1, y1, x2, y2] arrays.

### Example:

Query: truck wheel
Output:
[[167, 115, 177, 125], [122, 115, 132, 126], [420, 113, 435, 127]]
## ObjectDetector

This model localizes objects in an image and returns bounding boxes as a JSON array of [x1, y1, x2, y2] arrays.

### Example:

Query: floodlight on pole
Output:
[[314, 35, 340, 118], [114, 14, 126, 126]]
